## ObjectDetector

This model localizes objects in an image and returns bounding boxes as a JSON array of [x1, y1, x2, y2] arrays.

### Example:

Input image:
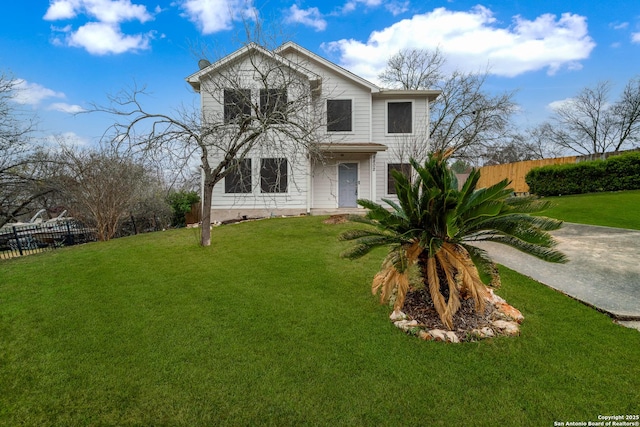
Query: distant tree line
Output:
[[378, 48, 640, 165], [0, 72, 199, 239]]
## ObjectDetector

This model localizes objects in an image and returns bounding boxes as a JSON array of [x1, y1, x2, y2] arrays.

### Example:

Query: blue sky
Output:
[[2, 0, 639, 146]]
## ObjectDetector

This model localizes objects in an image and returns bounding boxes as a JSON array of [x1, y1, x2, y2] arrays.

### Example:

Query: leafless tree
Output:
[[481, 129, 565, 165], [51, 143, 166, 241], [0, 72, 53, 227], [541, 78, 640, 156], [89, 39, 329, 246], [379, 47, 446, 91], [379, 48, 517, 161]]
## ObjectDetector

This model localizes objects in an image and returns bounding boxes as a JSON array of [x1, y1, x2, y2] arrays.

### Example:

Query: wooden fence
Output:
[[476, 156, 577, 194], [185, 202, 202, 225]]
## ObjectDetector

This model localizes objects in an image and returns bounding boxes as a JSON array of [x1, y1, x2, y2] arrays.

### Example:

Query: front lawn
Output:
[[539, 189, 640, 230], [1, 216, 639, 426]]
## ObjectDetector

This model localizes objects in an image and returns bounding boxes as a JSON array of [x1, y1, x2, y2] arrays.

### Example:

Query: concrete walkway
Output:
[[472, 223, 640, 330]]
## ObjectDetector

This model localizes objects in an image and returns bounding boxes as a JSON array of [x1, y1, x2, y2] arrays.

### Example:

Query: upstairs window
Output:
[[225, 159, 252, 193], [387, 101, 412, 134], [387, 163, 412, 194], [327, 99, 352, 132], [260, 158, 288, 193], [260, 88, 288, 122], [224, 89, 252, 124]]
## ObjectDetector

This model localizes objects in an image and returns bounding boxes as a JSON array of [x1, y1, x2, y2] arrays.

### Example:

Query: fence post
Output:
[[129, 214, 137, 235], [12, 226, 23, 256], [65, 221, 74, 245]]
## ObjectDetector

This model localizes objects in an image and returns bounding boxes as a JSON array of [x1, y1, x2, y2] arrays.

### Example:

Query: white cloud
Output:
[[633, 32, 640, 44], [44, 0, 154, 55], [341, 0, 406, 16], [285, 5, 327, 32], [44, 0, 152, 23], [48, 103, 87, 114], [342, 0, 382, 13], [385, 1, 409, 16], [44, 132, 91, 148], [44, 0, 78, 20], [178, 0, 258, 34], [12, 80, 86, 115], [64, 22, 153, 55], [610, 22, 629, 30], [547, 98, 575, 111], [323, 6, 596, 82], [11, 79, 65, 106]]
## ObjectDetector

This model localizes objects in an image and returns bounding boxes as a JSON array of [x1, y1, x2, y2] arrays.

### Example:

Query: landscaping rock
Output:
[[491, 320, 520, 336], [390, 310, 408, 321], [495, 302, 524, 323], [418, 330, 433, 340], [477, 327, 495, 338], [429, 329, 447, 341], [445, 331, 460, 343], [393, 319, 418, 332], [392, 286, 524, 342], [485, 288, 506, 305]]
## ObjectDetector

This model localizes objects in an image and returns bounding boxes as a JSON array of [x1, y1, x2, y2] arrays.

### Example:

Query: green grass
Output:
[[1, 217, 639, 426], [539, 189, 640, 230]]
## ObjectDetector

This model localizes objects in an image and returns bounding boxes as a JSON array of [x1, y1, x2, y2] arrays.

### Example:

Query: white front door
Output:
[[338, 163, 358, 208]]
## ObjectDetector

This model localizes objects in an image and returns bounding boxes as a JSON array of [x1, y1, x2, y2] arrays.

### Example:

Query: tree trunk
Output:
[[200, 180, 214, 247]]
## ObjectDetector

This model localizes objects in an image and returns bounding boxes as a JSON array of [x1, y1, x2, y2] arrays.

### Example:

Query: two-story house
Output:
[[186, 42, 440, 222]]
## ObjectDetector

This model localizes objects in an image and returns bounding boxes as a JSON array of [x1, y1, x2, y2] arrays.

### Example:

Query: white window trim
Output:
[[385, 162, 411, 196], [223, 157, 253, 196], [326, 98, 355, 134], [385, 99, 414, 136], [260, 157, 290, 195]]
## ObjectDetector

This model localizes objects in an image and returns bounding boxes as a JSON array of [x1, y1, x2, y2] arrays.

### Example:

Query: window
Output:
[[387, 101, 412, 134], [261, 158, 288, 193], [224, 89, 252, 124], [327, 99, 352, 132], [387, 163, 412, 194], [224, 159, 252, 193], [260, 88, 287, 121]]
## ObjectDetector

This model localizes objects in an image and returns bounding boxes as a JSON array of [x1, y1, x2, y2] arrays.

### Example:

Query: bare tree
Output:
[[379, 47, 445, 91], [379, 48, 517, 161], [0, 72, 53, 227], [90, 40, 328, 246], [541, 78, 640, 156], [481, 129, 565, 165], [52, 144, 163, 241]]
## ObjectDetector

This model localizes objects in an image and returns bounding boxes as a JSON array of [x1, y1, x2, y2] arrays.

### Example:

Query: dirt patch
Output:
[[323, 214, 349, 225]]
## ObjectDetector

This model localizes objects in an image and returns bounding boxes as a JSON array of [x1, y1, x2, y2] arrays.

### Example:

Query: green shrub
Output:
[[525, 152, 640, 196], [167, 190, 200, 227]]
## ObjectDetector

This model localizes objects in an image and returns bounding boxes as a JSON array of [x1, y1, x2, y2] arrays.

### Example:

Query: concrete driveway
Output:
[[472, 223, 640, 330]]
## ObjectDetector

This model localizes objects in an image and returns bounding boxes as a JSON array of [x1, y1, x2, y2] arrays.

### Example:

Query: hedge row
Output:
[[525, 152, 640, 196]]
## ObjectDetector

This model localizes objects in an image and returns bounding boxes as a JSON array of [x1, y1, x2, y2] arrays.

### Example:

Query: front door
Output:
[[338, 163, 358, 208]]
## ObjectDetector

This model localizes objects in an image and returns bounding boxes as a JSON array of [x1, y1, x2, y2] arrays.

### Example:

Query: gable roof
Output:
[[186, 41, 440, 101], [275, 41, 383, 93], [186, 42, 322, 92]]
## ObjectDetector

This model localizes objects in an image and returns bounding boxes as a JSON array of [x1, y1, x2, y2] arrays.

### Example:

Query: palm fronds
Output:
[[340, 149, 566, 330]]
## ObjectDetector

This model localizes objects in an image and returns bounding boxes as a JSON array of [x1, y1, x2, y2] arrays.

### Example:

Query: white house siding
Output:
[[280, 50, 372, 142], [372, 96, 430, 205], [198, 53, 315, 221], [209, 149, 309, 221], [311, 153, 372, 209]]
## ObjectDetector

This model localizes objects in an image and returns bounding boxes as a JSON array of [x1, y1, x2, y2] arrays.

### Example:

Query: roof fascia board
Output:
[[186, 42, 321, 92], [276, 41, 382, 93]]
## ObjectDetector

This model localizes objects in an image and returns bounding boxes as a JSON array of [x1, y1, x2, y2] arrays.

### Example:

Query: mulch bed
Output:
[[402, 287, 497, 339]]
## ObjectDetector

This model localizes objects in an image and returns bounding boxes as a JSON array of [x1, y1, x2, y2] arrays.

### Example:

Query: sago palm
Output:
[[340, 150, 567, 330]]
